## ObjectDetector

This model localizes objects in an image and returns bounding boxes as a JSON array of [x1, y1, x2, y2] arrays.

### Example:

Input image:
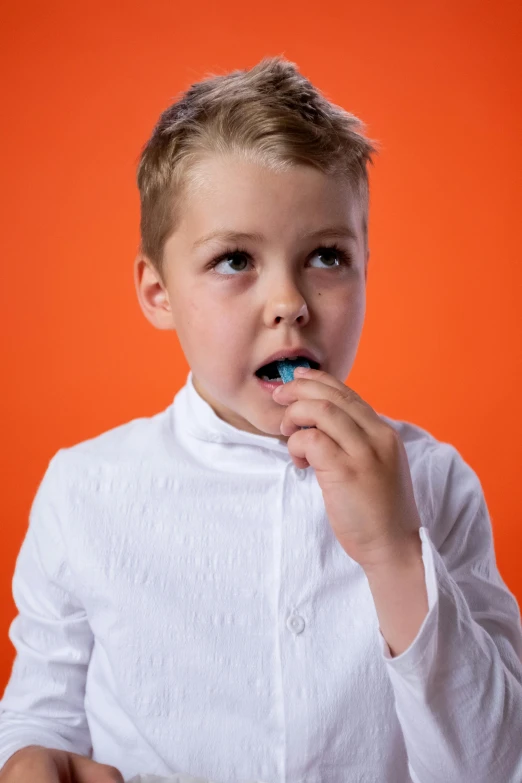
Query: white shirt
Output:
[[1, 370, 521, 783]]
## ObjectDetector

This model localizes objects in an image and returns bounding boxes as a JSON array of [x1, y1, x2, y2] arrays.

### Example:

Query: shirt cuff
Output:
[[378, 526, 439, 672]]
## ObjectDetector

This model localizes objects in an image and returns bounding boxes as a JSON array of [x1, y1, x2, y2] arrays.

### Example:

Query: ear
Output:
[[365, 247, 370, 284], [133, 254, 176, 331]]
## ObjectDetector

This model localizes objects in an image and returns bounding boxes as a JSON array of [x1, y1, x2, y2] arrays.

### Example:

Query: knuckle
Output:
[[0, 746, 53, 780], [381, 425, 400, 450], [318, 398, 333, 415], [333, 388, 348, 405], [4, 746, 42, 768], [101, 765, 124, 782]]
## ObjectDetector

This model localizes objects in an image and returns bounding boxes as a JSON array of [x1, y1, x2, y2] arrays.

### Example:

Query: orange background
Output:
[[1, 0, 521, 692]]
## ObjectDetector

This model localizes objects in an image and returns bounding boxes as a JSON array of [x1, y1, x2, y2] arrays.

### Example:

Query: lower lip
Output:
[[255, 375, 284, 392]]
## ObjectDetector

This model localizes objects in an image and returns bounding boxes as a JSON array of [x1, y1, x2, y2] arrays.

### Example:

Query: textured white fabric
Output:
[[1, 369, 521, 783]]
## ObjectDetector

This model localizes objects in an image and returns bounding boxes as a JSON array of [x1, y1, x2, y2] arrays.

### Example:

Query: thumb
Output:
[[68, 753, 125, 783]]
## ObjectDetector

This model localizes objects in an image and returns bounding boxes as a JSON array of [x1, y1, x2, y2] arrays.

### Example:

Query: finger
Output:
[[285, 366, 349, 394], [0, 749, 62, 783], [274, 368, 384, 440], [281, 398, 369, 462], [285, 413, 349, 475], [71, 753, 124, 783]]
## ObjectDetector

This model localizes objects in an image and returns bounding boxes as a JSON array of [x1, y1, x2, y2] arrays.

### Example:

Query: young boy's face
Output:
[[135, 153, 369, 443]]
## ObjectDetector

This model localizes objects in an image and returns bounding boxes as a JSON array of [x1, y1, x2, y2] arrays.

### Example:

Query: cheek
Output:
[[181, 289, 223, 332], [328, 291, 365, 326], [191, 302, 238, 344], [179, 293, 250, 365], [325, 293, 366, 351]]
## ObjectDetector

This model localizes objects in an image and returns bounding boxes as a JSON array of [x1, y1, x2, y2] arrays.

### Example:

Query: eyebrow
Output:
[[192, 225, 358, 250]]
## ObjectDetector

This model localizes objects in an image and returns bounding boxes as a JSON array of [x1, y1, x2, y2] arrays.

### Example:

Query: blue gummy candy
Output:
[[276, 357, 311, 383], [276, 358, 313, 430]]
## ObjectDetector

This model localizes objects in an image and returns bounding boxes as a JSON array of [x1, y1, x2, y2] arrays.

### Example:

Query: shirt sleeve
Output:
[[378, 442, 522, 783], [0, 450, 94, 772]]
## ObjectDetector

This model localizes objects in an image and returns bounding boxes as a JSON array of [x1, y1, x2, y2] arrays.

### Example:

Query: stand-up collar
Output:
[[173, 370, 291, 455]]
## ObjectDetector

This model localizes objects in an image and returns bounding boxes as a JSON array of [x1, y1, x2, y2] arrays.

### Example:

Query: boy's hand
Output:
[[0, 745, 124, 782], [273, 366, 423, 571]]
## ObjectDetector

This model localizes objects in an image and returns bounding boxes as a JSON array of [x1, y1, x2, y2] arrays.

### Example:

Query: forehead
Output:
[[176, 154, 363, 246]]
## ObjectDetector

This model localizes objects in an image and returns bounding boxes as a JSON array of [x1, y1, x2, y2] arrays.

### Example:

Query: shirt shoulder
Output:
[[378, 410, 467, 466], [378, 412, 485, 549], [378, 414, 491, 553], [54, 402, 175, 477], [377, 411, 440, 457]]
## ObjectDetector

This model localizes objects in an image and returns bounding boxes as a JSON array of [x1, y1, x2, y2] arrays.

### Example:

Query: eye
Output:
[[309, 244, 352, 269], [208, 248, 252, 275], [207, 243, 353, 277]]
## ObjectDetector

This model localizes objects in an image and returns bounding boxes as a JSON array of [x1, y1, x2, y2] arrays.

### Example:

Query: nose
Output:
[[264, 276, 310, 326]]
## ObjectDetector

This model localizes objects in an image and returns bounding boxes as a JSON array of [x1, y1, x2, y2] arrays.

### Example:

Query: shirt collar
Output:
[[173, 370, 291, 455]]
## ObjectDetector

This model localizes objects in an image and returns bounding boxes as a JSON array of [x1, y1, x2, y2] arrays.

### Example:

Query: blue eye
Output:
[[208, 244, 352, 277]]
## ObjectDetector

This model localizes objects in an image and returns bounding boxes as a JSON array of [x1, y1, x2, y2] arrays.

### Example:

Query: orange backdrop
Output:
[[1, 0, 521, 691]]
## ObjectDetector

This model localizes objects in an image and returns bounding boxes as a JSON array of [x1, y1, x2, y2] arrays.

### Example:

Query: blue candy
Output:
[[276, 358, 313, 430], [276, 357, 310, 382]]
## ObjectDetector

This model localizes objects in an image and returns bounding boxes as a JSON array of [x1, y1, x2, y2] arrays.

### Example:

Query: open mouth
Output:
[[254, 357, 321, 382]]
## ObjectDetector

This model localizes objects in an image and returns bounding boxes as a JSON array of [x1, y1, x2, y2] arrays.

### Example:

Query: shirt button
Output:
[[294, 467, 307, 480], [286, 614, 305, 634]]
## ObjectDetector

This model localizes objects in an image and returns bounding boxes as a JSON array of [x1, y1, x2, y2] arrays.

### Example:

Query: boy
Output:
[[1, 55, 521, 783]]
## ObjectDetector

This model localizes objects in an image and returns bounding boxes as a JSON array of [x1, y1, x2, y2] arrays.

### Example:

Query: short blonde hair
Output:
[[136, 55, 380, 284]]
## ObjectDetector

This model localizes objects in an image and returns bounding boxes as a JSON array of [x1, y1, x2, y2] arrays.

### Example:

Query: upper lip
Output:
[[255, 347, 321, 373]]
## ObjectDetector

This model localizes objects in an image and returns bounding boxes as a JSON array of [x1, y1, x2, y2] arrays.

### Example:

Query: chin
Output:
[[246, 415, 282, 439], [258, 422, 288, 442]]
